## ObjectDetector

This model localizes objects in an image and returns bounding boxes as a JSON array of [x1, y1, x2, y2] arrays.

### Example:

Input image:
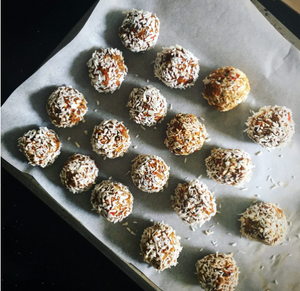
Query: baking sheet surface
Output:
[[2, 0, 300, 290]]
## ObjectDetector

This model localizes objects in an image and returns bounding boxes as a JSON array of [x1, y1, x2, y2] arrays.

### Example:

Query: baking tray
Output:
[[2, 1, 300, 290]]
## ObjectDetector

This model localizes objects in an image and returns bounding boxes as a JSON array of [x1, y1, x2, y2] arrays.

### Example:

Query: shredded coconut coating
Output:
[[196, 253, 239, 291], [91, 119, 131, 159], [205, 148, 253, 187], [240, 202, 287, 246], [140, 222, 182, 271], [91, 180, 133, 223], [172, 180, 217, 227], [245, 105, 295, 149], [119, 9, 160, 52], [18, 127, 61, 168], [87, 48, 128, 94], [46, 86, 88, 128], [127, 85, 167, 126], [60, 153, 99, 194], [131, 154, 170, 193], [202, 66, 250, 112], [165, 113, 207, 155], [154, 45, 200, 89]]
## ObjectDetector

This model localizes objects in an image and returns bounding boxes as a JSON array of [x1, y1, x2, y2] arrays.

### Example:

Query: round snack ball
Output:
[[245, 105, 295, 149], [46, 86, 88, 128], [91, 180, 133, 223], [119, 9, 160, 52], [196, 252, 239, 291], [18, 127, 61, 168], [165, 113, 207, 155], [131, 154, 170, 193], [60, 153, 99, 194], [140, 222, 182, 271], [127, 85, 167, 127], [91, 119, 131, 159], [87, 48, 128, 94], [240, 202, 287, 246], [172, 180, 217, 227], [154, 45, 200, 89], [205, 148, 252, 187], [203, 66, 250, 112]]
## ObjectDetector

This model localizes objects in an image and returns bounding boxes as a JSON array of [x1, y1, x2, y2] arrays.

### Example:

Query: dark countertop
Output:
[[2, 1, 299, 290]]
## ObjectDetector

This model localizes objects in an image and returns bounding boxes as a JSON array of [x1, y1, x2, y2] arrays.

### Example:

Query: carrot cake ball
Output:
[[245, 105, 295, 149], [165, 113, 207, 155], [240, 202, 287, 246], [91, 180, 133, 223], [91, 119, 131, 159], [46, 86, 88, 128], [205, 148, 252, 187], [140, 222, 182, 271], [18, 127, 61, 168], [131, 154, 169, 193], [202, 66, 250, 112], [196, 252, 239, 291], [119, 9, 160, 52], [60, 153, 98, 194], [87, 48, 128, 93], [154, 45, 200, 89], [172, 180, 217, 227], [127, 85, 167, 126]]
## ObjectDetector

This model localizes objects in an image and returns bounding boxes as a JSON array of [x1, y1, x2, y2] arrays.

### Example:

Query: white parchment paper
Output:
[[2, 0, 300, 290]]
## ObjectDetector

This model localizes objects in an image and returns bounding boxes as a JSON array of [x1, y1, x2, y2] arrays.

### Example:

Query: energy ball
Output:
[[196, 253, 239, 291], [46, 86, 88, 128], [60, 153, 99, 194], [91, 180, 133, 223], [127, 85, 167, 127], [240, 202, 287, 246], [172, 180, 217, 227], [140, 222, 182, 271], [165, 113, 207, 155], [87, 48, 128, 93], [131, 154, 170, 193], [91, 119, 131, 159], [154, 45, 200, 89], [203, 66, 250, 112], [245, 105, 295, 149], [119, 9, 160, 52], [205, 148, 253, 187], [18, 127, 61, 168]]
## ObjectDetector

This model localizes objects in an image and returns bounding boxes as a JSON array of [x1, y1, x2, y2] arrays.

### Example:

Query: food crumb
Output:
[[204, 230, 214, 236]]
